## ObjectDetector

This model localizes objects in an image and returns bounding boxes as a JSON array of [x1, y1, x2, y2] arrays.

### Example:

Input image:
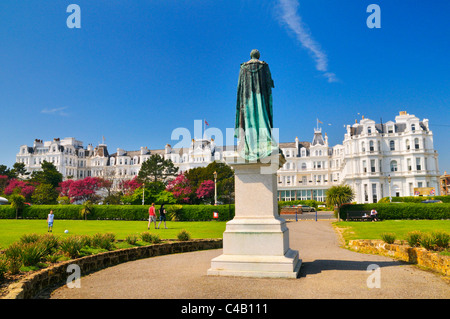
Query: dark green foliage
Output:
[[340, 203, 450, 220], [20, 242, 47, 266], [1, 204, 235, 221], [379, 195, 450, 204], [177, 229, 191, 241], [380, 233, 396, 244], [59, 236, 83, 258], [405, 231, 423, 247]]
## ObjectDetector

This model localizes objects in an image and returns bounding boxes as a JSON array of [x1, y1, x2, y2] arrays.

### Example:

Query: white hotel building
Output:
[[16, 112, 441, 203]]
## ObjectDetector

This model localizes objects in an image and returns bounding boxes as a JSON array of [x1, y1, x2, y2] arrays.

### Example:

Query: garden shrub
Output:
[[405, 231, 423, 247], [177, 229, 191, 241], [20, 242, 47, 267], [431, 231, 450, 250], [419, 233, 437, 251], [151, 234, 161, 244], [380, 233, 396, 244], [91, 233, 115, 251], [0, 257, 7, 280], [140, 232, 153, 243], [4, 242, 23, 274], [20, 233, 41, 244], [125, 234, 138, 245], [59, 236, 83, 258]]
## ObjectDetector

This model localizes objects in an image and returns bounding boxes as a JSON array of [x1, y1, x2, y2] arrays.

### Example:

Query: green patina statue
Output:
[[235, 50, 279, 161]]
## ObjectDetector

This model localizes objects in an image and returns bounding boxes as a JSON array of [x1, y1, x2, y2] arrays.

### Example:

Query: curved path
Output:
[[49, 220, 449, 299]]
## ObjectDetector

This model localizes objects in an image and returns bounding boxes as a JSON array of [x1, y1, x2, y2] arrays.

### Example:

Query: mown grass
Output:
[[334, 220, 450, 244], [0, 220, 227, 250]]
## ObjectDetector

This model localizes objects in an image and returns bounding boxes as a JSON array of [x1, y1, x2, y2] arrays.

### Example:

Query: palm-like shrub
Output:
[[325, 185, 355, 220], [20, 242, 47, 266]]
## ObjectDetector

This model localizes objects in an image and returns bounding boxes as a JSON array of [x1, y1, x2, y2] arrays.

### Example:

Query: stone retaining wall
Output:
[[3, 239, 222, 299], [349, 240, 450, 277]]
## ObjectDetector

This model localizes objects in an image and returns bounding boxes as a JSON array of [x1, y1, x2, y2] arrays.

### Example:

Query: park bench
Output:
[[280, 207, 302, 215], [345, 211, 372, 221]]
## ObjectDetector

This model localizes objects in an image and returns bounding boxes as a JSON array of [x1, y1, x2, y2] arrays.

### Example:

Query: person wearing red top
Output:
[[148, 203, 157, 230]]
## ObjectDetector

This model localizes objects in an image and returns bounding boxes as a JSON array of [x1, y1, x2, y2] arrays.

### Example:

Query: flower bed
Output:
[[2, 239, 222, 299]]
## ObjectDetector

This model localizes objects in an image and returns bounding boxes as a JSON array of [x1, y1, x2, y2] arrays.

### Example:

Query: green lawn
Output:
[[335, 220, 450, 244], [0, 219, 227, 249]]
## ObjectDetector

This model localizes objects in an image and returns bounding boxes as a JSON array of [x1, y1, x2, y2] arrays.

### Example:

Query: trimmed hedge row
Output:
[[0, 204, 235, 221], [340, 203, 450, 220], [387, 195, 450, 203]]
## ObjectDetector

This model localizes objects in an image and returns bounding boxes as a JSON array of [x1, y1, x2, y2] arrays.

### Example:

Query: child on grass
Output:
[[47, 210, 54, 232]]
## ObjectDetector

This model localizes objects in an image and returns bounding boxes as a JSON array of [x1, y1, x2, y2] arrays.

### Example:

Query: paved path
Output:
[[49, 220, 449, 299]]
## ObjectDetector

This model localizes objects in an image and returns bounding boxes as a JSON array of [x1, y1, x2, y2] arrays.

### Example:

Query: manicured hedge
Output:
[[0, 206, 16, 219], [0, 204, 235, 221], [340, 203, 450, 220], [379, 195, 450, 203]]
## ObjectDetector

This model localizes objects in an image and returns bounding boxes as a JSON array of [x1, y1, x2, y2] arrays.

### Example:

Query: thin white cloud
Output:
[[41, 106, 69, 116], [276, 0, 338, 83]]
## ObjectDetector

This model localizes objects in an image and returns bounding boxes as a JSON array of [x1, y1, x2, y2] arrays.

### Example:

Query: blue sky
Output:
[[0, 1, 449, 171]]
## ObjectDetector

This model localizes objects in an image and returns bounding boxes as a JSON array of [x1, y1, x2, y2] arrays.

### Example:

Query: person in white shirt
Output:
[[47, 210, 54, 232], [370, 209, 378, 222]]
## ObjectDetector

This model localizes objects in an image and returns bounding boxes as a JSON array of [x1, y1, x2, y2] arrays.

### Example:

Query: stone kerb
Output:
[[349, 240, 450, 277], [3, 239, 222, 299]]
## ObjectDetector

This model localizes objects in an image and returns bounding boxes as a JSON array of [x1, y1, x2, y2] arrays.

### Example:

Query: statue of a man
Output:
[[235, 50, 279, 161]]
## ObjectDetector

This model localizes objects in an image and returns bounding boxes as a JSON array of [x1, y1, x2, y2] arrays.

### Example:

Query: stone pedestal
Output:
[[207, 153, 301, 278]]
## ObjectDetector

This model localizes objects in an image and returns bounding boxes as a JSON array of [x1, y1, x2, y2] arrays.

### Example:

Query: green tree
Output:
[[122, 181, 167, 205], [10, 193, 25, 219], [185, 161, 235, 204], [31, 183, 58, 204], [137, 154, 178, 184], [325, 185, 355, 221], [0, 165, 13, 179], [30, 161, 63, 188], [11, 162, 30, 179]]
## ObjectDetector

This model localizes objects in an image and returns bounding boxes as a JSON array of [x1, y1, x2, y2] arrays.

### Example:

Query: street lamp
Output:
[[388, 175, 392, 203], [213, 171, 218, 206]]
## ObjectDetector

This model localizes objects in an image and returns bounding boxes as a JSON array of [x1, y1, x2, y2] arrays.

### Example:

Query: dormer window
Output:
[[411, 124, 416, 132]]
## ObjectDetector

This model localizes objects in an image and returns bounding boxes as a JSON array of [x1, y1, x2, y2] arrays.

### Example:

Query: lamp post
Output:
[[213, 171, 218, 206], [388, 175, 392, 203]]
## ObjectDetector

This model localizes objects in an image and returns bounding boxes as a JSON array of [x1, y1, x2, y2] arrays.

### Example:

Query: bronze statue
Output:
[[235, 50, 278, 161]]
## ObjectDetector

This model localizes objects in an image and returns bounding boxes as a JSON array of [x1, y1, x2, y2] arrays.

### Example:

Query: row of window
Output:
[[360, 138, 424, 153], [364, 123, 419, 135], [278, 189, 327, 202]]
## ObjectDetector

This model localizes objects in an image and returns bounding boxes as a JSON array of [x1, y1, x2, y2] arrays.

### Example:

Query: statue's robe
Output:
[[235, 60, 278, 161]]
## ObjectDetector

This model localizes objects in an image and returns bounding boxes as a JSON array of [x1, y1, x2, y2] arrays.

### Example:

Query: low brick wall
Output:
[[3, 239, 222, 299], [349, 240, 450, 277]]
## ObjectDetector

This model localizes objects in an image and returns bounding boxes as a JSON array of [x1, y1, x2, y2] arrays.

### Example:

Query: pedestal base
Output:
[[208, 217, 301, 278], [207, 249, 302, 279], [207, 153, 301, 279]]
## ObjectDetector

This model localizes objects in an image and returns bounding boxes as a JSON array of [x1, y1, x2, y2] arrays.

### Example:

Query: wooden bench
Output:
[[280, 207, 302, 215], [345, 211, 372, 221]]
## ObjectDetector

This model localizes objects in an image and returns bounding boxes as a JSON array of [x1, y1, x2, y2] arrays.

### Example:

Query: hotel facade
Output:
[[16, 112, 441, 203]]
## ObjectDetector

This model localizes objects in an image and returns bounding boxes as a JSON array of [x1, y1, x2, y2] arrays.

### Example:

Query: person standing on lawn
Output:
[[157, 204, 167, 229], [148, 203, 157, 230], [47, 210, 54, 232]]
